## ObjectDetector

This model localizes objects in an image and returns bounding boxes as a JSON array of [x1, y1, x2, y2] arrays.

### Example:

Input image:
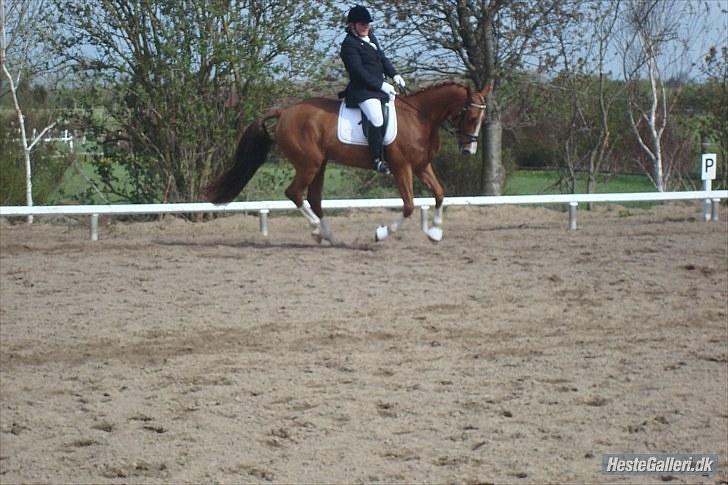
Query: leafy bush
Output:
[[432, 130, 482, 196]]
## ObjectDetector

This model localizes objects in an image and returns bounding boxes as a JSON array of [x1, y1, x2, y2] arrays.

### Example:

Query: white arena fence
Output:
[[1, 190, 726, 241]]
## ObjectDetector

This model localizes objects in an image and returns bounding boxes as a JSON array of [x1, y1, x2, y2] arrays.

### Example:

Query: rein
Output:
[[394, 90, 440, 125], [395, 87, 487, 139]]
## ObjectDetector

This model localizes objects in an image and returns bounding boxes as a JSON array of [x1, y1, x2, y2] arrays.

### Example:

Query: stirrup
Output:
[[373, 159, 391, 175]]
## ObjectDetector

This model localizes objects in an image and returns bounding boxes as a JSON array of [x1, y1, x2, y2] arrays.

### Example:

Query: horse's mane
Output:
[[406, 81, 469, 97]]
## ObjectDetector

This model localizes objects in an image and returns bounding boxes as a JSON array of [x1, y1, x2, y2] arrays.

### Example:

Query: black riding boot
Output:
[[365, 122, 390, 175]]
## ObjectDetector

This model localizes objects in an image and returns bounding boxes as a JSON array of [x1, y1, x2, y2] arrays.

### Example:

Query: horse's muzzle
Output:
[[460, 141, 478, 155]]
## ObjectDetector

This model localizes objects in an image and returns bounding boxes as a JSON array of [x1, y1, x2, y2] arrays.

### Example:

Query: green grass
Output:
[[503, 170, 655, 195], [52, 154, 132, 204]]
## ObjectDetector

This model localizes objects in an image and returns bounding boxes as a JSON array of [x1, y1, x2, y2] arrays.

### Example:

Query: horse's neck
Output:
[[409, 85, 467, 124]]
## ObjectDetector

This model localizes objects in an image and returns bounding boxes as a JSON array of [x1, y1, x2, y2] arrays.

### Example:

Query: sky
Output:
[[326, 0, 728, 82]]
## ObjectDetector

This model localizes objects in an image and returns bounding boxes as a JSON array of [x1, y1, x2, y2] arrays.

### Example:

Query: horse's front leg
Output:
[[416, 163, 445, 242], [375, 164, 414, 242]]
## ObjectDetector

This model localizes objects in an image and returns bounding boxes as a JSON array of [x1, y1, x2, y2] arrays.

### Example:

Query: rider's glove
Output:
[[380, 81, 396, 99], [393, 75, 406, 89]]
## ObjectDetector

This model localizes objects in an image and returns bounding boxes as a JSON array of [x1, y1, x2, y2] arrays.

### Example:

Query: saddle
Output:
[[336, 99, 397, 146]]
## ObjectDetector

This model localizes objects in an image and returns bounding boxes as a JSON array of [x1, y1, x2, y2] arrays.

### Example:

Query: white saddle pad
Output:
[[337, 99, 397, 146]]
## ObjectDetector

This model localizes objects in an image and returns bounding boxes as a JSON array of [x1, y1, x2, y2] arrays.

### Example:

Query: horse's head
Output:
[[453, 83, 493, 155]]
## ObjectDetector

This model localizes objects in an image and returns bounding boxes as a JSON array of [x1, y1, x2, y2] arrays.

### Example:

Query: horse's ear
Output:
[[480, 82, 494, 98]]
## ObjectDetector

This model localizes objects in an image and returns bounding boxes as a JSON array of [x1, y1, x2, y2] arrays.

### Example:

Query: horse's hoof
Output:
[[375, 225, 389, 242], [311, 227, 323, 244], [426, 226, 443, 243]]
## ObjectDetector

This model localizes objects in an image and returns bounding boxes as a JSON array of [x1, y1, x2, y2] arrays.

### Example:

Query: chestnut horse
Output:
[[205, 81, 492, 243]]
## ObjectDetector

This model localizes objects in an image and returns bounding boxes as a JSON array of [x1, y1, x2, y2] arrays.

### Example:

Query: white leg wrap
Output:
[[426, 226, 443, 242], [299, 201, 320, 227], [375, 225, 389, 242], [389, 215, 405, 233], [375, 215, 406, 242], [311, 217, 336, 244], [319, 218, 335, 244], [425, 206, 443, 242], [433, 206, 443, 227]]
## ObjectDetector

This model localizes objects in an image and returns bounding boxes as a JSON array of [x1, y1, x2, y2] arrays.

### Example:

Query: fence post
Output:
[[701, 136, 716, 222], [703, 178, 712, 222], [259, 209, 269, 237], [89, 214, 99, 241], [711, 199, 720, 222], [420, 205, 429, 232], [568, 202, 578, 231]]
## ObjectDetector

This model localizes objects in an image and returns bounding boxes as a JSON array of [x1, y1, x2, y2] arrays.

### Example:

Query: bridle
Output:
[[395, 89, 488, 142], [451, 96, 487, 144]]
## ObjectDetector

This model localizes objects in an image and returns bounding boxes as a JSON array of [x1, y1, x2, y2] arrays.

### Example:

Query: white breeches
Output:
[[358, 98, 384, 127]]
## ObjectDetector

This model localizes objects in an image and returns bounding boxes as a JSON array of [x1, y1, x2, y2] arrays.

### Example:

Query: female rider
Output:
[[340, 5, 406, 175]]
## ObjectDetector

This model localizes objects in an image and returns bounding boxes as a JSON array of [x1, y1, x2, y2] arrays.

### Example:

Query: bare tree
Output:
[[552, 0, 625, 200], [583, 1, 626, 197], [1, 0, 57, 221], [620, 0, 706, 191]]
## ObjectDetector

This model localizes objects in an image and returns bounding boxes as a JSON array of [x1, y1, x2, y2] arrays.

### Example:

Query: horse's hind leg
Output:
[[283, 160, 335, 244], [416, 163, 445, 242], [285, 164, 319, 222], [307, 163, 336, 244]]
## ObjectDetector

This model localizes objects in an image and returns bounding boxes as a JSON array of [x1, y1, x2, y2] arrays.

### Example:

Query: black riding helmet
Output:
[[347, 5, 373, 23]]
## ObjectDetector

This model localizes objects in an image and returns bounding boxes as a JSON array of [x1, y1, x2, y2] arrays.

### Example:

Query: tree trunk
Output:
[[481, 118, 503, 195], [23, 146, 33, 223], [479, 11, 503, 196], [0, 0, 4, 98]]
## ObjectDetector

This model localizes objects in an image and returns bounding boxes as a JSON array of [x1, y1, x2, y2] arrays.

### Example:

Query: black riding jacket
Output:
[[340, 31, 397, 108]]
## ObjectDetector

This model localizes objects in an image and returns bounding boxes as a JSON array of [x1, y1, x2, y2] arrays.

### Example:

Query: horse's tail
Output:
[[205, 109, 280, 204]]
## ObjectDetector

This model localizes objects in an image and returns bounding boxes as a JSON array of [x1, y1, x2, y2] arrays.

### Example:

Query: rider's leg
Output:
[[358, 98, 389, 174], [359, 98, 384, 127]]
